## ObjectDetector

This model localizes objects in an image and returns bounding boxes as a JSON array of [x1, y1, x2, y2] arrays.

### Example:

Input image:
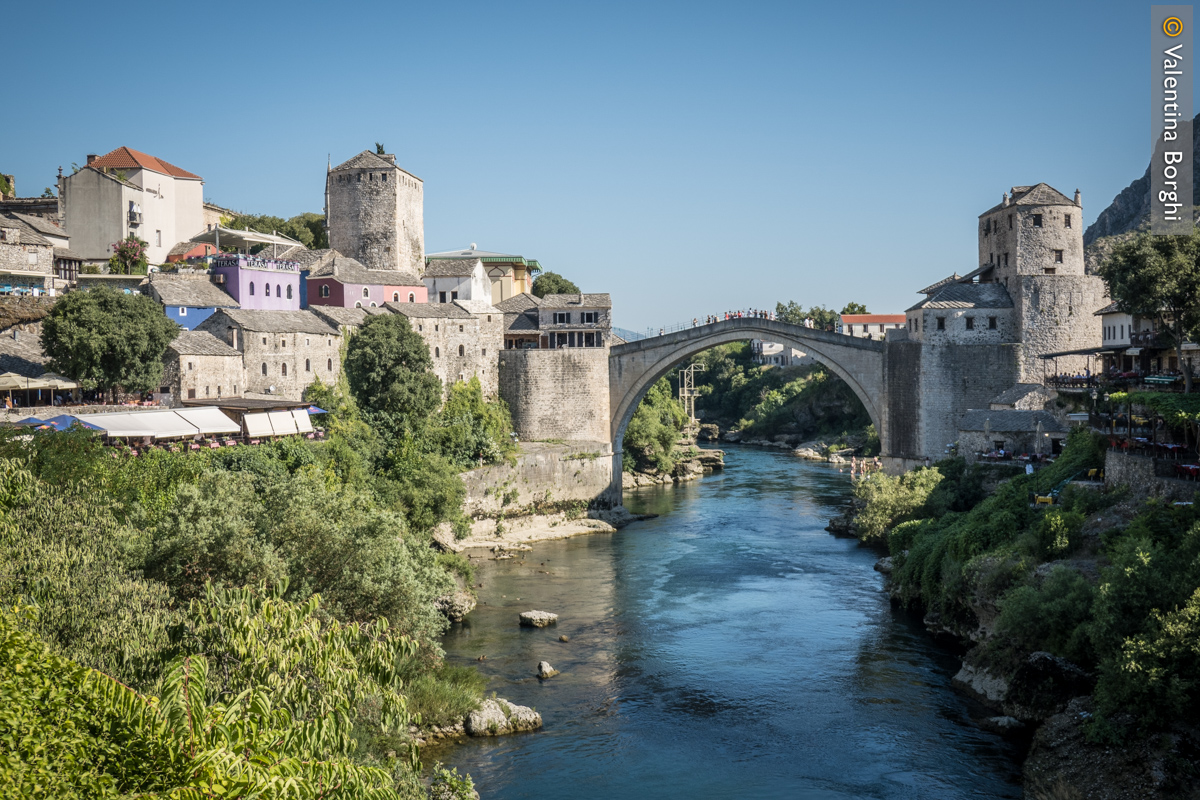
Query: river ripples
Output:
[[430, 447, 1024, 799]]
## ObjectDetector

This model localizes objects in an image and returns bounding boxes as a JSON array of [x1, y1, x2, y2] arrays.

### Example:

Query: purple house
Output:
[[210, 255, 302, 311]]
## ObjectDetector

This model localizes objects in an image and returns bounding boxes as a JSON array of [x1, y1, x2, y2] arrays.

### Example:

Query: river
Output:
[[431, 446, 1024, 799]]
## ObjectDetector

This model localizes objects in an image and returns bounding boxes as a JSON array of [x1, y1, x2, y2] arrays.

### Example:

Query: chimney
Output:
[[1074, 189, 1082, 206], [1002, 191, 1009, 207], [382, 154, 396, 164], [86, 154, 98, 165]]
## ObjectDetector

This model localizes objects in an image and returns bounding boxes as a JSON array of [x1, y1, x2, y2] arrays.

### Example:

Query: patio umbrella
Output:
[[306, 405, 328, 414], [7, 417, 44, 428], [38, 415, 103, 432]]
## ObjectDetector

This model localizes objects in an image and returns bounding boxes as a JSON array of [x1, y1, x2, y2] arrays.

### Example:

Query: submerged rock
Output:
[[465, 698, 543, 736], [434, 591, 476, 622], [979, 715, 1024, 735], [537, 661, 559, 678], [519, 610, 558, 627]]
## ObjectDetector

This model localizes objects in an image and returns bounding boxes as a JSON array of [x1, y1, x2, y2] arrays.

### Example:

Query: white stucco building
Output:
[[423, 254, 491, 304], [59, 147, 204, 265]]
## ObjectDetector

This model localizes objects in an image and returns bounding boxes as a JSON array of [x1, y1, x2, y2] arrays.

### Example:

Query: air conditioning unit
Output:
[[212, 274, 225, 284]]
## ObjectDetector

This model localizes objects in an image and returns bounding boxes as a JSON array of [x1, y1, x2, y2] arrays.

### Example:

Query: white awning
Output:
[[243, 412, 273, 438], [175, 407, 241, 435], [75, 409, 199, 439], [291, 409, 314, 433], [268, 410, 298, 436], [189, 226, 303, 251]]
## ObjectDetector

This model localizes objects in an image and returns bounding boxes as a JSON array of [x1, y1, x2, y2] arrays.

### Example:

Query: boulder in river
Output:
[[465, 698, 543, 736], [519, 610, 558, 627], [434, 590, 476, 622], [537, 661, 559, 678]]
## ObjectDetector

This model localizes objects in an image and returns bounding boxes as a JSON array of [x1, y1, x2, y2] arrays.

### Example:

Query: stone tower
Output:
[[325, 150, 424, 275], [976, 184, 1105, 382]]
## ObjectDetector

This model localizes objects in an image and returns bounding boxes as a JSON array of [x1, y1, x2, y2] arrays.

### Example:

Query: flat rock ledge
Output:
[[519, 610, 558, 627], [434, 590, 476, 622], [465, 698, 543, 737]]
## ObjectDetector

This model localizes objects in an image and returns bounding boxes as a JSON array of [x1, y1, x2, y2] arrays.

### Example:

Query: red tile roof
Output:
[[88, 147, 202, 180], [839, 314, 906, 324]]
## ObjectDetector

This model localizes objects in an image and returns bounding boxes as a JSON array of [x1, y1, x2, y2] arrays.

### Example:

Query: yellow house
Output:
[[424, 244, 541, 305]]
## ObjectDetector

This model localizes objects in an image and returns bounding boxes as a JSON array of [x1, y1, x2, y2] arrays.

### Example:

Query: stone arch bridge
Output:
[[609, 318, 889, 465]]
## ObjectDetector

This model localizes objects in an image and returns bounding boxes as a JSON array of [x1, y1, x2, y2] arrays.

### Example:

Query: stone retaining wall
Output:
[[461, 440, 617, 516], [1104, 450, 1197, 500]]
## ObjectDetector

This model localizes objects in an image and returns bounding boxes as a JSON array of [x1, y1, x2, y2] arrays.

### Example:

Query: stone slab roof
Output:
[[979, 183, 1077, 216], [167, 330, 241, 357], [167, 241, 204, 257], [495, 292, 541, 312], [907, 282, 1013, 312], [149, 277, 238, 308], [11, 213, 66, 241], [423, 258, 479, 278], [53, 247, 84, 260], [505, 311, 539, 333], [0, 329, 48, 376], [330, 150, 421, 181], [959, 409, 1068, 434], [88, 146, 202, 180], [389, 301, 473, 319], [538, 293, 611, 309], [213, 309, 338, 335], [308, 250, 423, 285], [989, 383, 1053, 407], [311, 306, 371, 329], [917, 273, 963, 295], [1094, 301, 1123, 316], [0, 213, 51, 246]]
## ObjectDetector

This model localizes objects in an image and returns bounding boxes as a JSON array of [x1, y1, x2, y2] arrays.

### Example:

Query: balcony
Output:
[[1130, 329, 1169, 349], [128, 211, 143, 226]]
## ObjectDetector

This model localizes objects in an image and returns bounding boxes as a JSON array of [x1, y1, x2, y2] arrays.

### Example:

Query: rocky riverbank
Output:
[[622, 447, 725, 489]]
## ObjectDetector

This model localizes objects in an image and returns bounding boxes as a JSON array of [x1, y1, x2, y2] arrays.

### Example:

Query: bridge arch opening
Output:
[[609, 322, 886, 473]]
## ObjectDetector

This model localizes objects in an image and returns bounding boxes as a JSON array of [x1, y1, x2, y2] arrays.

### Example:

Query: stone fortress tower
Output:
[[325, 150, 424, 276], [976, 184, 1105, 382]]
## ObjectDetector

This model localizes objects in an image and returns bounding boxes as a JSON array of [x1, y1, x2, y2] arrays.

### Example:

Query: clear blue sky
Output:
[[4, 0, 1179, 330]]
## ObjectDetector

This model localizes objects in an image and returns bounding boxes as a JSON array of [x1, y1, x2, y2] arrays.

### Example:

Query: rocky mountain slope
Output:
[[1084, 114, 1200, 271]]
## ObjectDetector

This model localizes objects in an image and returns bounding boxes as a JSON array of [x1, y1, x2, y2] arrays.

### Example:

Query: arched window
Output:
[[363, 287, 370, 298], [458, 344, 465, 356], [408, 293, 415, 303], [435, 347, 440, 358], [261, 363, 267, 375], [327, 358, 332, 371], [305, 358, 311, 372], [275, 285, 280, 297], [249, 281, 255, 296], [355, 301, 362, 308], [392, 292, 399, 302], [282, 363, 288, 376], [286, 285, 293, 299], [320, 285, 330, 298], [369, 302, 377, 308]]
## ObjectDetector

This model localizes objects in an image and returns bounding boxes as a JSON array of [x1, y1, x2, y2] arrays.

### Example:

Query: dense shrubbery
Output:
[[854, 429, 1200, 736], [623, 377, 688, 473], [0, 319, 519, 793]]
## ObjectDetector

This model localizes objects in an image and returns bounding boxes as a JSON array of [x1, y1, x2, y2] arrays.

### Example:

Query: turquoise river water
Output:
[[430, 446, 1024, 799]]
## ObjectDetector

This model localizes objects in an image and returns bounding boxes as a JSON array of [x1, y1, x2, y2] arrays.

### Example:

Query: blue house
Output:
[[146, 274, 239, 330]]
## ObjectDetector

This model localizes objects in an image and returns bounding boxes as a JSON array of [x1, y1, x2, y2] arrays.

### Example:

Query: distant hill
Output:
[[1083, 113, 1200, 271]]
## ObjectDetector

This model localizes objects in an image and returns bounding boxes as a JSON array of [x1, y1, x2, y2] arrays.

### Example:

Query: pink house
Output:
[[305, 250, 426, 309]]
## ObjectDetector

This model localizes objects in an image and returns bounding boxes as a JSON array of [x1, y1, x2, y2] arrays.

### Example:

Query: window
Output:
[[458, 344, 465, 356], [585, 332, 596, 347], [363, 287, 370, 298], [1033, 214, 1043, 228], [265, 284, 271, 297], [305, 338, 310, 346], [250, 281, 255, 295], [459, 325, 464, 332], [439, 291, 446, 303], [487, 314, 491, 322], [435, 324, 439, 332], [408, 293, 415, 303], [355, 301, 362, 308], [418, 324, 423, 332], [187, 361, 194, 371], [451, 291, 458, 300], [1065, 214, 1072, 228], [936, 317, 945, 330], [965, 316, 974, 330], [155, 230, 161, 247], [320, 285, 330, 298], [327, 338, 332, 346], [369, 173, 374, 181], [382, 173, 387, 182], [282, 363, 287, 376], [261, 336, 267, 345], [280, 339, 286, 348], [205, 386, 210, 397], [1053, 250, 1064, 263], [878, 323, 885, 332], [393, 292, 400, 302], [554, 312, 570, 324], [370, 302, 377, 308], [1004, 253, 1009, 266], [327, 358, 333, 371], [179, 306, 187, 317], [275, 285, 280, 297], [482, 348, 487, 356], [988, 316, 997, 330], [305, 358, 311, 372], [1120, 324, 1124, 338], [286, 285, 293, 299], [581, 312, 597, 324], [188, 389, 196, 399], [435, 347, 440, 357], [357, 173, 362, 182], [1044, 267, 1056, 275], [847, 324, 854, 334], [1008, 214, 1013, 229], [261, 363, 267, 376]]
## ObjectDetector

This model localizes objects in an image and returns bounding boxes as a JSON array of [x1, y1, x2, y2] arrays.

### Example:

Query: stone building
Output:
[[425, 245, 540, 304], [957, 409, 1068, 462], [423, 256, 491, 304], [390, 301, 502, 398], [497, 293, 543, 349], [325, 150, 424, 275], [537, 293, 612, 349], [146, 273, 239, 330], [840, 313, 906, 340], [195, 309, 343, 400], [305, 249, 426, 309], [0, 213, 56, 293], [161, 330, 244, 406], [59, 147, 205, 264]]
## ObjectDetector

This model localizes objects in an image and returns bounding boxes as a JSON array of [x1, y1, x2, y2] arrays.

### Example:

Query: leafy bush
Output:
[[853, 467, 944, 543], [623, 377, 688, 473], [995, 566, 1096, 664]]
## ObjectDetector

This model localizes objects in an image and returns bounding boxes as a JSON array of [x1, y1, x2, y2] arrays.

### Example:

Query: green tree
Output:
[[531, 271, 580, 298], [623, 377, 688, 473], [41, 186, 55, 198], [41, 287, 179, 401], [344, 314, 442, 430], [840, 302, 868, 315], [774, 301, 839, 330], [1098, 231, 1200, 392], [376, 142, 386, 155], [107, 235, 149, 274], [428, 377, 515, 468], [226, 212, 329, 250]]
